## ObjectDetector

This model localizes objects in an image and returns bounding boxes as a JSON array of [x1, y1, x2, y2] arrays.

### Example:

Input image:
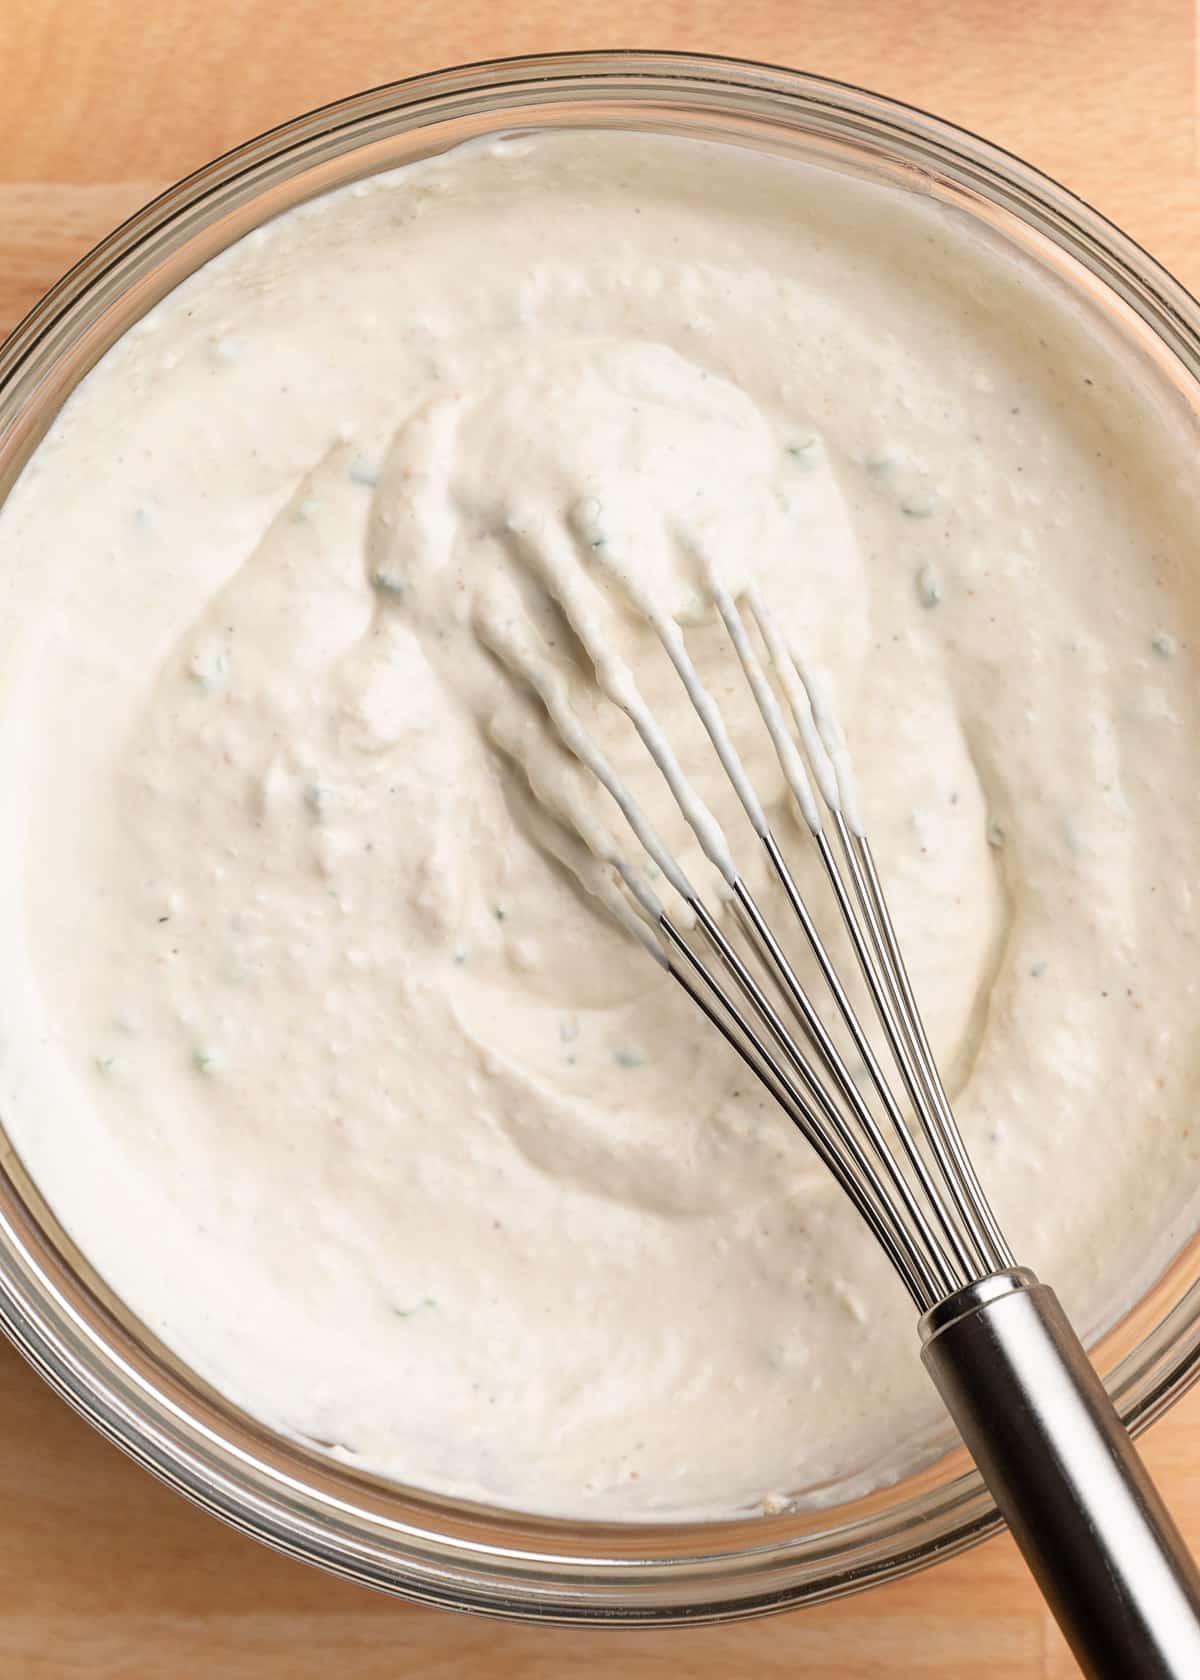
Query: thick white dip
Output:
[[1, 131, 1199, 1522]]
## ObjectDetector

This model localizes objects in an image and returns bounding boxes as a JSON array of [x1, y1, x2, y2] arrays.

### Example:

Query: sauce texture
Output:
[[1, 132, 1199, 1520]]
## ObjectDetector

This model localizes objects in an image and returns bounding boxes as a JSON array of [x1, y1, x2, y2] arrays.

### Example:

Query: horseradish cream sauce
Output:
[[1, 132, 1198, 1519]]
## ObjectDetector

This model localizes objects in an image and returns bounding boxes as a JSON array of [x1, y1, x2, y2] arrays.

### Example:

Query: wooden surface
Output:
[[3, 2, 1200, 1674]]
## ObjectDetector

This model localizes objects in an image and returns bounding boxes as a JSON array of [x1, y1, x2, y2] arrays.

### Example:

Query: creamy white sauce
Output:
[[2, 131, 1200, 1521]]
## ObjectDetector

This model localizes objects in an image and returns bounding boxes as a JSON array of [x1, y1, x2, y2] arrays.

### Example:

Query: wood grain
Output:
[[2, 2, 1199, 1674]]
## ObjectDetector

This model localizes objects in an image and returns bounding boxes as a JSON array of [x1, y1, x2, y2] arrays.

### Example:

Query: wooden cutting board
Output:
[[3, 2, 1199, 1674]]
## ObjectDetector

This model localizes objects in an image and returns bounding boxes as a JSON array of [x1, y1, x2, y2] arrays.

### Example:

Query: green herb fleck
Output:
[[1152, 630, 1178, 659], [372, 567, 406, 597], [94, 1054, 117, 1075], [304, 784, 331, 819], [1030, 960, 1047, 977], [493, 905, 508, 923], [614, 1046, 646, 1069], [865, 453, 895, 478], [193, 1047, 224, 1075], [452, 946, 470, 966], [571, 495, 606, 551], [901, 493, 937, 519], [987, 818, 1007, 850], [349, 458, 380, 488], [393, 1296, 436, 1320], [188, 642, 230, 692], [916, 563, 943, 609], [785, 439, 818, 466]]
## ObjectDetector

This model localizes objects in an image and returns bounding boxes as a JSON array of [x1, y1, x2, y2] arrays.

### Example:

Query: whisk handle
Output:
[[921, 1268, 1200, 1679]]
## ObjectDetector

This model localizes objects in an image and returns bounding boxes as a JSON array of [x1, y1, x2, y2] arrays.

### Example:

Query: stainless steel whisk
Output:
[[495, 559, 1200, 1680]]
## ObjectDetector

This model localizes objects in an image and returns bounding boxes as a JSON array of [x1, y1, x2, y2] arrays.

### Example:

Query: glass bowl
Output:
[[2, 49, 1200, 1625]]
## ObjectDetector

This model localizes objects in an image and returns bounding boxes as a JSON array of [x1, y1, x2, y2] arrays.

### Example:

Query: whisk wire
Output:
[[622, 580, 1012, 1310], [747, 836, 975, 1289], [846, 825, 1015, 1271], [660, 915, 933, 1307], [809, 819, 994, 1281], [728, 872, 960, 1299]]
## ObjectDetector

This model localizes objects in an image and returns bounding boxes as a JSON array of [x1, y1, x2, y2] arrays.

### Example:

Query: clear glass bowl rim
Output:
[[2, 47, 1200, 1625]]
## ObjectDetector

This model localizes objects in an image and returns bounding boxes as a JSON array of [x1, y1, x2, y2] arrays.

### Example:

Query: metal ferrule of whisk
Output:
[[503, 561, 1200, 1680]]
